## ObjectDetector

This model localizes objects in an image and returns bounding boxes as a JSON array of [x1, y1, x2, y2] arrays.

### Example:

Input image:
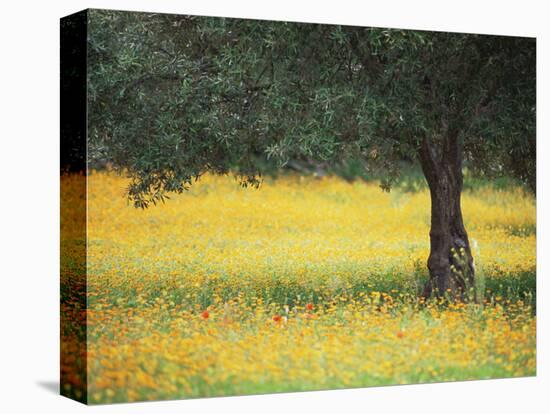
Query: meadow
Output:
[[61, 171, 536, 404]]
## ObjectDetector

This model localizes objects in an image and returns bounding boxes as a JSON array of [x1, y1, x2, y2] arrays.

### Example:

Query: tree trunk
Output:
[[418, 134, 475, 299]]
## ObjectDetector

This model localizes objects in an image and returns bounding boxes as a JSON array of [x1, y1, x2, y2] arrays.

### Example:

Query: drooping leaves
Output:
[[87, 10, 536, 207]]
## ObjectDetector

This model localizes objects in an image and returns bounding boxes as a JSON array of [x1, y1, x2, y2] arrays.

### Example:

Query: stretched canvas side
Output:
[[60, 9, 88, 404]]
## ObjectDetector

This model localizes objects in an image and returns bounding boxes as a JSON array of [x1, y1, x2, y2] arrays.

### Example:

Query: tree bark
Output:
[[418, 134, 475, 299]]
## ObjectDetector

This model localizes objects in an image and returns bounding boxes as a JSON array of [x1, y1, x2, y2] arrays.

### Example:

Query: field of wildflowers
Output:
[[61, 171, 536, 404]]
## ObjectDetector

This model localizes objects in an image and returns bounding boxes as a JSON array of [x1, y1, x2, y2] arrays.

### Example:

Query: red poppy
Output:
[[272, 314, 282, 322], [306, 303, 314, 311], [396, 331, 405, 339], [201, 310, 210, 320]]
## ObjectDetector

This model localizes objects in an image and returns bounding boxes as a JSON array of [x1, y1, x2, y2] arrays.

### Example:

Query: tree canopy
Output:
[[87, 10, 535, 208]]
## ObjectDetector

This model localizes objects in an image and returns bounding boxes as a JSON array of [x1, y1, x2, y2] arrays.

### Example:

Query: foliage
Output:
[[87, 10, 536, 207]]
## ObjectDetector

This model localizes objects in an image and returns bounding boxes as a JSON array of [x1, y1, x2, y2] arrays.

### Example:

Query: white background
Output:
[[0, 0, 548, 412]]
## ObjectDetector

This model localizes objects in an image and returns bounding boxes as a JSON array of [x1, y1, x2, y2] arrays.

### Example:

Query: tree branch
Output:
[[418, 136, 441, 187]]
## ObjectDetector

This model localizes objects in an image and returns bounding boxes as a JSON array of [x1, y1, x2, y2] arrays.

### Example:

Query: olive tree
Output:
[[86, 9, 536, 298]]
